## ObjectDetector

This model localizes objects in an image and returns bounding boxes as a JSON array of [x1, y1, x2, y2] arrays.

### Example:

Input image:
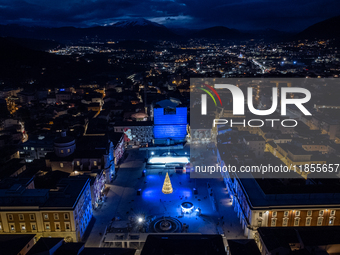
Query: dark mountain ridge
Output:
[[0, 16, 339, 43], [297, 15, 340, 40], [0, 18, 179, 42]]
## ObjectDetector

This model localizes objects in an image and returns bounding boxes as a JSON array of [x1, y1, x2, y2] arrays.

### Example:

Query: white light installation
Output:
[[181, 204, 194, 213], [148, 156, 189, 164]]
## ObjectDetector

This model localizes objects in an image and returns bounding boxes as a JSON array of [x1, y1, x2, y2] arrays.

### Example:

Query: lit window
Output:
[[10, 224, 15, 231], [65, 223, 70, 230], [295, 211, 300, 217], [329, 217, 335, 225], [31, 147, 34, 151], [20, 223, 26, 231], [67, 149, 70, 153], [94, 161, 97, 166], [60, 163, 64, 168], [306, 218, 311, 226], [77, 161, 80, 166], [294, 218, 300, 226], [0, 222, 2, 231], [283, 218, 288, 227], [55, 223, 60, 230], [45, 223, 50, 230], [271, 218, 277, 226], [44, 214, 49, 220], [272, 211, 277, 218], [60, 150, 64, 154], [317, 217, 323, 226], [307, 210, 312, 217]]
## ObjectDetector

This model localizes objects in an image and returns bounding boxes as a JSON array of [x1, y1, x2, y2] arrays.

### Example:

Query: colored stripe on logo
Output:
[[204, 84, 223, 106], [199, 88, 217, 106]]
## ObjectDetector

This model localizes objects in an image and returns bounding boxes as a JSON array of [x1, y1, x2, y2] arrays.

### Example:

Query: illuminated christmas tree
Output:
[[162, 172, 173, 194]]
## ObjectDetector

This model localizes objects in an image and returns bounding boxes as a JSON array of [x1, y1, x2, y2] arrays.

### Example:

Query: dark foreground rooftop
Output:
[[258, 226, 340, 253], [0, 234, 35, 255], [227, 239, 261, 255]]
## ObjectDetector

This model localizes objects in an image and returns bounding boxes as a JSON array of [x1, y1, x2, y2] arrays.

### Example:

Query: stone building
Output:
[[0, 178, 92, 242]]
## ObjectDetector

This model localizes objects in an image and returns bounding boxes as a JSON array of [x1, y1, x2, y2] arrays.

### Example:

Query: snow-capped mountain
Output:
[[0, 18, 179, 41], [113, 18, 164, 28], [107, 18, 178, 40]]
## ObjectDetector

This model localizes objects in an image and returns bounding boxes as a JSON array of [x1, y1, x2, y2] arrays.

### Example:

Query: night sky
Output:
[[0, 0, 340, 31]]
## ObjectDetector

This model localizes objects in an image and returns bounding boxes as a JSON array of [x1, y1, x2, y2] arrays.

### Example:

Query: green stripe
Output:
[[199, 88, 217, 106]]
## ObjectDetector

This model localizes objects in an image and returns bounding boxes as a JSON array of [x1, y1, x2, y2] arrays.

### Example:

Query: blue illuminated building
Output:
[[153, 102, 187, 144]]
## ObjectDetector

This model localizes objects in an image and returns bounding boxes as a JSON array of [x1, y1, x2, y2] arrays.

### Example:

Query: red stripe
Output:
[[204, 84, 223, 106]]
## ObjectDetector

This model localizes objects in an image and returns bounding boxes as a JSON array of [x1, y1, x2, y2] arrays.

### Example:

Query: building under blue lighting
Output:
[[153, 105, 187, 145]]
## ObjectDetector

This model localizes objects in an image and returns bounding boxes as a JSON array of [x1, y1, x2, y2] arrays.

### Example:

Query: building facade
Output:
[[220, 170, 340, 242], [113, 121, 153, 147], [153, 107, 187, 145], [20, 135, 55, 162], [243, 136, 265, 158], [0, 178, 92, 242]]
